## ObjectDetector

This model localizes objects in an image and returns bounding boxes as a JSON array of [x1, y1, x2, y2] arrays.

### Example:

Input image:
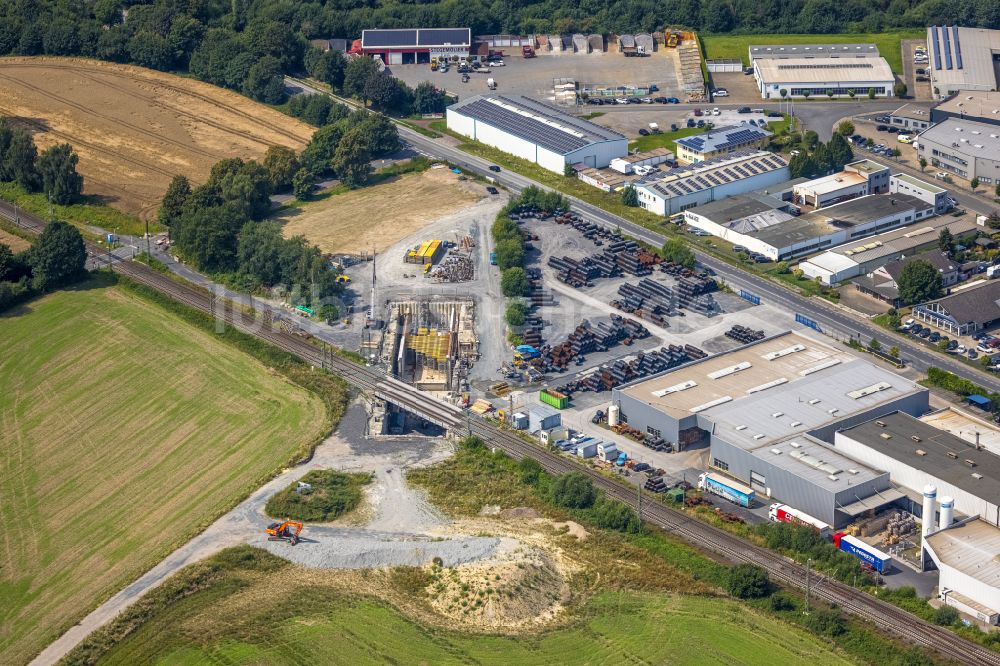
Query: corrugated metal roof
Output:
[[755, 57, 894, 85]]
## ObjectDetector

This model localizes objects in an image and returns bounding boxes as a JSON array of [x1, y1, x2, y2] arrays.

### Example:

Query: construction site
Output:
[[383, 298, 478, 393]]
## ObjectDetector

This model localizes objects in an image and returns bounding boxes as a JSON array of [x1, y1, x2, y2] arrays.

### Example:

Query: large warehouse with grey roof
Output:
[[446, 94, 628, 173], [611, 331, 929, 528]]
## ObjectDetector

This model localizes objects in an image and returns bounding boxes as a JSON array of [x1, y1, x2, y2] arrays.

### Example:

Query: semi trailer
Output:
[[698, 472, 755, 508], [832, 532, 892, 573]]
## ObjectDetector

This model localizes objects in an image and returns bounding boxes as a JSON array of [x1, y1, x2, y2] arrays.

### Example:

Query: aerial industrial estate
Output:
[[4, 5, 1000, 665]]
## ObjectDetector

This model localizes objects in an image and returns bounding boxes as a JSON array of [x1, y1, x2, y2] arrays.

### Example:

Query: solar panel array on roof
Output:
[[362, 28, 470, 49], [953, 25, 963, 69], [640, 151, 787, 199], [449, 94, 625, 155], [943, 25, 952, 69], [677, 125, 771, 154]]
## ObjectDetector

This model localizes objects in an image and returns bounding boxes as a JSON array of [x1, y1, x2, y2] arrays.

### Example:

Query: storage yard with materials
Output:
[[0, 57, 314, 218], [0, 281, 330, 665]]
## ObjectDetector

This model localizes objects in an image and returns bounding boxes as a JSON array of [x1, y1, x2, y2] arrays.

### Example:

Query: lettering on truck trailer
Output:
[[768, 503, 831, 535], [834, 533, 891, 573]]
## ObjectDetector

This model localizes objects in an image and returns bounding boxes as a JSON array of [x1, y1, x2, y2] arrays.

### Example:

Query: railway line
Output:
[[6, 190, 999, 664], [104, 256, 999, 666]]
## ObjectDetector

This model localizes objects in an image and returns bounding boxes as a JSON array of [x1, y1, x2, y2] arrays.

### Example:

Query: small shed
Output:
[[666, 487, 685, 503], [967, 394, 993, 411], [576, 441, 598, 458], [511, 412, 529, 430], [529, 405, 561, 432]]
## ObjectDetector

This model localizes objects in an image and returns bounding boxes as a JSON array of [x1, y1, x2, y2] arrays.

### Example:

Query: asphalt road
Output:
[[392, 124, 1000, 394]]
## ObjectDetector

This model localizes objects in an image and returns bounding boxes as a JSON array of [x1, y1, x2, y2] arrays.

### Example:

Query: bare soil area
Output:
[[0, 57, 314, 219], [276, 167, 480, 255], [0, 227, 30, 252]]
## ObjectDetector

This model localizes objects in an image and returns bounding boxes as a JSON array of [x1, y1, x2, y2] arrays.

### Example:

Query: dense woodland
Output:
[[1, 1, 998, 93]]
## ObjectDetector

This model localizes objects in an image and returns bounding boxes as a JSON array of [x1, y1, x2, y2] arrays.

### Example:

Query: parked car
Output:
[[916, 75, 930, 82], [898, 134, 913, 143], [486, 186, 499, 194], [733, 245, 747, 253], [915, 68, 926, 75], [968, 349, 979, 359], [919, 328, 931, 338], [667, 97, 680, 104], [639, 128, 650, 136], [697, 119, 705, 127], [935, 171, 949, 180], [615, 97, 629, 104], [713, 88, 729, 97], [767, 111, 783, 118], [489, 59, 505, 66], [737, 106, 751, 113], [693, 108, 703, 116], [641, 97, 654, 104], [876, 124, 889, 132], [686, 118, 696, 128], [711, 107, 721, 115], [886, 127, 899, 133], [653, 96, 667, 103]]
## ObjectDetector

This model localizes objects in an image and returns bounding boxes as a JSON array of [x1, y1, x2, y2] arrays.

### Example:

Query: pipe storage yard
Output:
[[10, 197, 1000, 664]]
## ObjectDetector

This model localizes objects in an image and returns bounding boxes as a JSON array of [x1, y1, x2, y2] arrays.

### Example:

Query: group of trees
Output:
[[897, 259, 942, 304], [0, 119, 84, 205], [494, 187, 567, 302], [787, 132, 855, 179], [0, 221, 87, 310], [303, 46, 451, 116], [546, 472, 640, 532], [2, 1, 1000, 107]]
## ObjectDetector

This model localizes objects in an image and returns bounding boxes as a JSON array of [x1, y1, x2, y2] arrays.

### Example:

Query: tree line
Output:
[[0, 119, 84, 205], [787, 132, 855, 180], [157, 105, 400, 309], [0, 221, 87, 311], [1, 0, 999, 72]]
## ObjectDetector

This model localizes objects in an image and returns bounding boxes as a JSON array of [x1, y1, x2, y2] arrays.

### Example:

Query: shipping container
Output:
[[768, 503, 831, 536], [832, 532, 892, 573], [576, 441, 598, 459], [597, 442, 619, 462], [539, 388, 570, 409], [698, 472, 755, 508]]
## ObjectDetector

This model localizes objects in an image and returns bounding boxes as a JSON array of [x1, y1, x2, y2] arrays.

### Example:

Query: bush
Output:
[[726, 563, 771, 599], [495, 237, 525, 271], [518, 457, 544, 486], [769, 592, 795, 611], [590, 497, 640, 533], [933, 605, 960, 626], [505, 299, 528, 326], [264, 469, 371, 522], [501, 267, 530, 297], [549, 472, 596, 509], [803, 608, 847, 636]]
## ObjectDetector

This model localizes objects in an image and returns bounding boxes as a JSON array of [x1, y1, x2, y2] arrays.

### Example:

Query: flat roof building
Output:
[[749, 43, 882, 61], [917, 117, 1000, 184], [925, 520, 1000, 625], [612, 331, 928, 528], [675, 125, 772, 165], [446, 94, 628, 173], [926, 26, 1000, 98], [753, 56, 895, 100], [634, 150, 789, 216], [835, 411, 1000, 527], [889, 103, 935, 132], [913, 279, 1000, 335], [932, 91, 1000, 127], [360, 28, 472, 65], [920, 407, 1000, 458], [685, 191, 934, 261]]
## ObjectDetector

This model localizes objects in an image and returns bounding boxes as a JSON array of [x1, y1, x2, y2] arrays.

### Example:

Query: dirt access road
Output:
[[0, 57, 313, 219], [31, 402, 501, 666]]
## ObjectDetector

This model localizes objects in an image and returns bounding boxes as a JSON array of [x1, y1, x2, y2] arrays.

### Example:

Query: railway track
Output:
[[6, 205, 999, 664]]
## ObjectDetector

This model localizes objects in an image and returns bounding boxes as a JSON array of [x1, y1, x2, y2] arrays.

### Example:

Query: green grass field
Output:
[[81, 549, 853, 665], [0, 280, 328, 664], [0, 182, 158, 239], [702, 31, 925, 74]]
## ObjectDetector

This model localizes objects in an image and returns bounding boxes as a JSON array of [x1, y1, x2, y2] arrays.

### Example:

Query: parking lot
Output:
[[389, 48, 685, 103], [900, 315, 1000, 371]]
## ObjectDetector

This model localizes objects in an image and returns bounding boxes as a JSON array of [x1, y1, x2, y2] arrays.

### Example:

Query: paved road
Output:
[[387, 117, 1000, 394]]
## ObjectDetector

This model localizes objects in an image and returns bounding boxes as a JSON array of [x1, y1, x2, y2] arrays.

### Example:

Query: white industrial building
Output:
[[916, 117, 1000, 185], [633, 150, 789, 216], [798, 215, 977, 285], [925, 520, 1000, 624], [752, 48, 895, 100], [926, 26, 1000, 99], [792, 159, 891, 208], [446, 94, 628, 173], [684, 192, 933, 261]]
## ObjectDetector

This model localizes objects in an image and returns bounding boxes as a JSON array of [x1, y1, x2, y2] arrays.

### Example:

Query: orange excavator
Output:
[[266, 520, 303, 545]]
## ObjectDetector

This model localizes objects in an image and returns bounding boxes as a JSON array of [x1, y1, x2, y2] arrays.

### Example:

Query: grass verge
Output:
[[265, 469, 372, 522], [0, 182, 159, 238]]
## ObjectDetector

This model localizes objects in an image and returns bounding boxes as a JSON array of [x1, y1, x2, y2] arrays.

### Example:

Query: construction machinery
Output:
[[266, 520, 303, 545], [335, 274, 351, 284]]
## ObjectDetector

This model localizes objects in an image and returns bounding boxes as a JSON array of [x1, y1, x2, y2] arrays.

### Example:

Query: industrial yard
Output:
[[0, 57, 314, 218]]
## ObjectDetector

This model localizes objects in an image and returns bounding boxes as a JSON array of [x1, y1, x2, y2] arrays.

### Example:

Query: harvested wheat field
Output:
[[0, 279, 328, 665], [0, 57, 314, 219], [277, 167, 480, 255], [0, 227, 31, 252]]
